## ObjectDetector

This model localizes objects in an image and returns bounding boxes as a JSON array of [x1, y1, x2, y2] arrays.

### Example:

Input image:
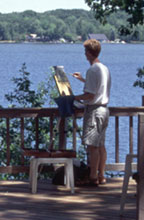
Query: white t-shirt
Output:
[[83, 62, 111, 105]]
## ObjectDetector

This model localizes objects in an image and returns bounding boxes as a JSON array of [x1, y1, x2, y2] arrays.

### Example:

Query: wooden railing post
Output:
[[142, 96, 144, 106], [59, 118, 66, 149], [72, 118, 77, 151], [6, 118, 10, 166], [20, 118, 24, 165], [129, 116, 133, 154], [35, 116, 39, 150], [49, 115, 54, 150], [137, 114, 144, 220], [115, 116, 119, 163]]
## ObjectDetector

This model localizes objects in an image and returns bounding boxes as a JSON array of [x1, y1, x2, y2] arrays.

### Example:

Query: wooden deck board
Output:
[[0, 178, 136, 220]]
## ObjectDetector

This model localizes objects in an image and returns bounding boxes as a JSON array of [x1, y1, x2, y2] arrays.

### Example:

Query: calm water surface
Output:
[[0, 43, 143, 162]]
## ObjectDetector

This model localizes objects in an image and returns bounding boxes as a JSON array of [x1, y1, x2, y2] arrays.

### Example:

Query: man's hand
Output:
[[72, 72, 85, 83]]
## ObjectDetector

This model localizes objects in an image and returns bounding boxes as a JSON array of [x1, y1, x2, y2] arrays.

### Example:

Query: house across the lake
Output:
[[88, 34, 109, 42]]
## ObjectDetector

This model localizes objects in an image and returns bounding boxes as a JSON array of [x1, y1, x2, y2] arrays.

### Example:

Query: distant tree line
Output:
[[0, 9, 143, 42]]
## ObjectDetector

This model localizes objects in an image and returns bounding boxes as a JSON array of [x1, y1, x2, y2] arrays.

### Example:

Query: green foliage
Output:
[[0, 63, 59, 179], [0, 9, 144, 42], [5, 63, 39, 107], [85, 0, 144, 36], [5, 63, 57, 107], [133, 67, 144, 89]]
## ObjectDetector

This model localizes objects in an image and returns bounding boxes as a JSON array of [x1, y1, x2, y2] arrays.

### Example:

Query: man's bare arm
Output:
[[75, 92, 95, 101]]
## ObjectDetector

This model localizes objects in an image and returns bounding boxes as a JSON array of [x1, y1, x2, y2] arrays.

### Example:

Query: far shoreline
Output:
[[0, 40, 144, 44]]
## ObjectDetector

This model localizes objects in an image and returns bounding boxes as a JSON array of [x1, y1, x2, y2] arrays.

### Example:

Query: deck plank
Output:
[[0, 178, 136, 220]]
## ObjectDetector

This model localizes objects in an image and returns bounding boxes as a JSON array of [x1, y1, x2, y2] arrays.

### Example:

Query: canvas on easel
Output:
[[53, 66, 73, 96], [53, 66, 84, 109]]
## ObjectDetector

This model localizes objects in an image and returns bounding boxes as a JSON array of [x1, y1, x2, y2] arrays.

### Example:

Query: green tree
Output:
[[133, 67, 144, 89], [85, 0, 144, 31], [0, 22, 10, 40], [109, 29, 116, 41], [0, 64, 57, 175], [21, 10, 38, 18], [75, 18, 95, 40], [64, 32, 76, 42]]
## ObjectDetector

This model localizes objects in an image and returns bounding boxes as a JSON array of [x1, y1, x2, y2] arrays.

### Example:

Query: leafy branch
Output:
[[133, 66, 144, 89]]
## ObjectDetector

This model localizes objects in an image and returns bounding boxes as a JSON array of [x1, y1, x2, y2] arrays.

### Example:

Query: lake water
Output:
[[0, 43, 143, 163]]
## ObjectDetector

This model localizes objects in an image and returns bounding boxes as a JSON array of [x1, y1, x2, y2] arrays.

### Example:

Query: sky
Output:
[[0, 0, 90, 13]]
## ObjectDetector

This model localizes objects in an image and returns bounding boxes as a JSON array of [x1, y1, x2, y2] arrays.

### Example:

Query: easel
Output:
[[53, 66, 80, 151]]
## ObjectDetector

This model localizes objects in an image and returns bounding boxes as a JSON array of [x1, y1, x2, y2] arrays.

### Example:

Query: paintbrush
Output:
[[67, 73, 73, 76]]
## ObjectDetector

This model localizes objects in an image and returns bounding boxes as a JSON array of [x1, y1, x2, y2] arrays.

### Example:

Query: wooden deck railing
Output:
[[0, 106, 144, 174]]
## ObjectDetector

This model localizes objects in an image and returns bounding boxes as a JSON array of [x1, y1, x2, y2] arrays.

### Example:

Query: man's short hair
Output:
[[84, 39, 101, 58]]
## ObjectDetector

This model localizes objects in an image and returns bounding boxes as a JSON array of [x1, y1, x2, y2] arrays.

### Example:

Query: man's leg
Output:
[[87, 145, 100, 180], [98, 146, 107, 177], [87, 145, 107, 184], [98, 146, 107, 183]]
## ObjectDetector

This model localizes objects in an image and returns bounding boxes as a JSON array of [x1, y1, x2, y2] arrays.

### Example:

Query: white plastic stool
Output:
[[29, 157, 75, 194], [120, 154, 137, 216]]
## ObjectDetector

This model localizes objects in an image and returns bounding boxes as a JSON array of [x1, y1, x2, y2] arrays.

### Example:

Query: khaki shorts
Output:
[[82, 105, 109, 147]]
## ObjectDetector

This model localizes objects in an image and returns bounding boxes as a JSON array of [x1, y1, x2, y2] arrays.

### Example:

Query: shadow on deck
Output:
[[0, 178, 136, 220]]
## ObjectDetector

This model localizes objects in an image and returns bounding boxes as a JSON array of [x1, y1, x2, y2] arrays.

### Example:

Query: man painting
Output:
[[73, 39, 111, 186]]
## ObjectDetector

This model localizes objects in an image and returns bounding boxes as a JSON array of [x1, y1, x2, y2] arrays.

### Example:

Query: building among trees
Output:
[[88, 34, 109, 42]]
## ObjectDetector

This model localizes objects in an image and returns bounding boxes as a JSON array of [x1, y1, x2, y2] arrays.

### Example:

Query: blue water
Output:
[[0, 43, 143, 163]]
